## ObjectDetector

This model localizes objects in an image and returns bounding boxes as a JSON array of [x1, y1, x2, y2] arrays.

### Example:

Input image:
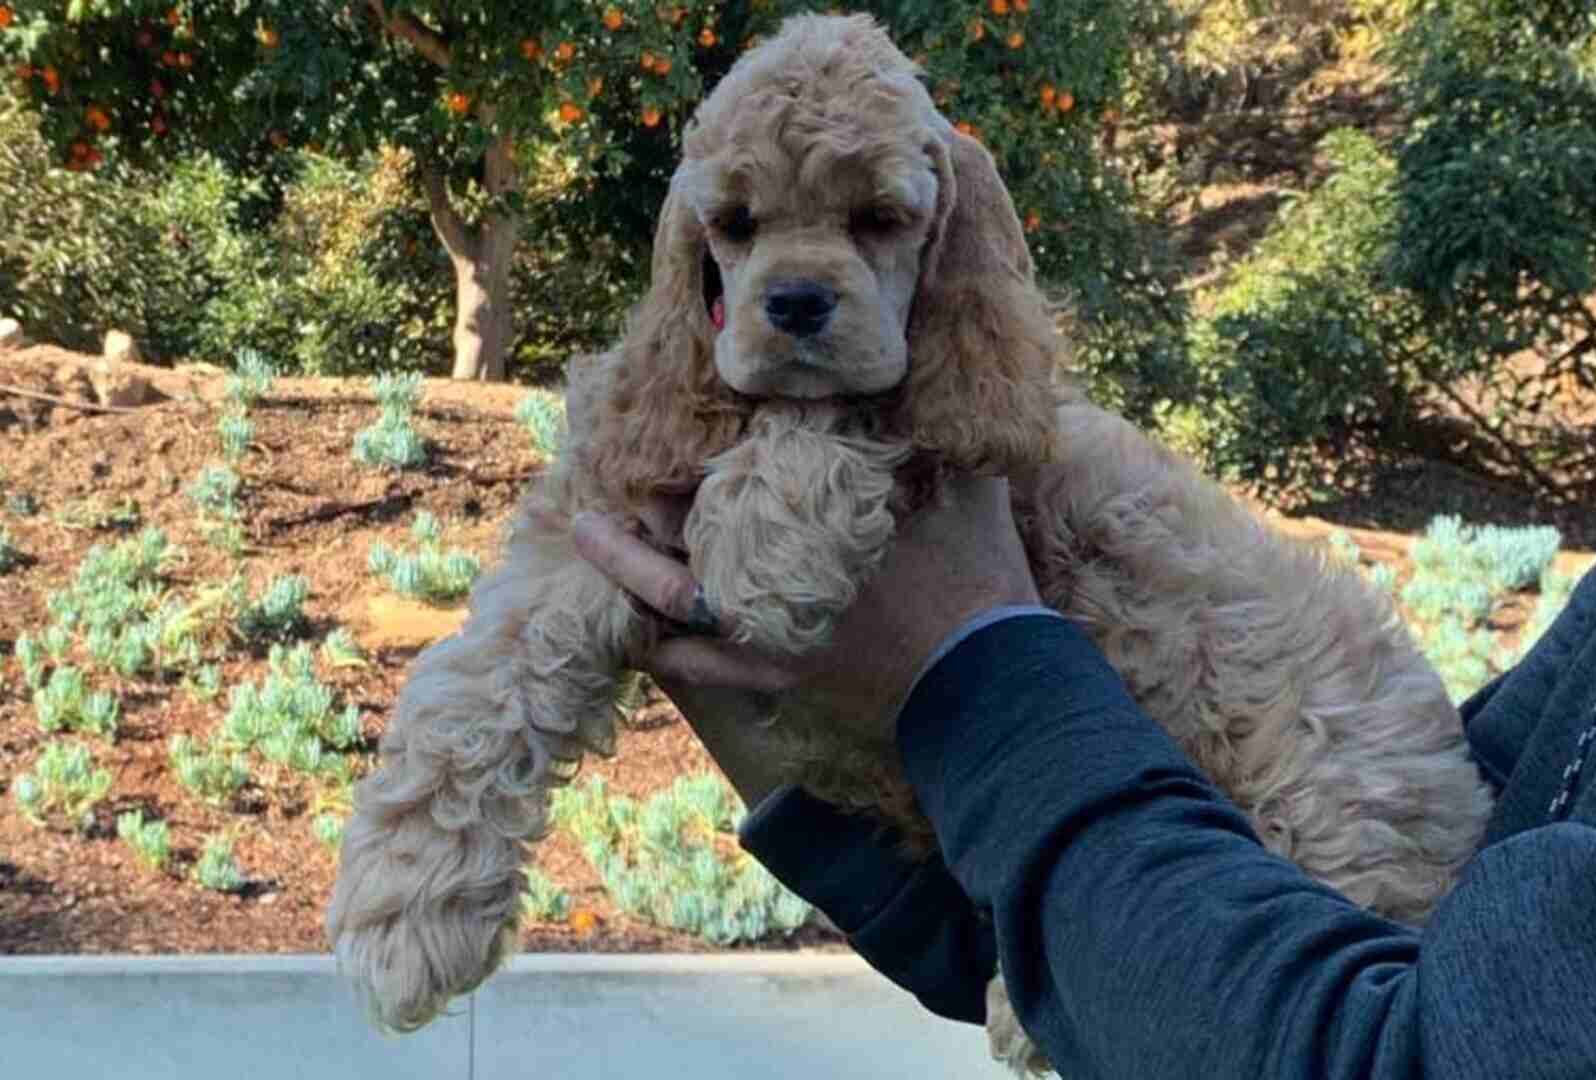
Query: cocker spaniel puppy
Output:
[[327, 14, 1493, 1074]]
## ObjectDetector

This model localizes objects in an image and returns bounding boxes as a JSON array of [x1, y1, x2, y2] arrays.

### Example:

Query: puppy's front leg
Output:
[[326, 485, 641, 1032]]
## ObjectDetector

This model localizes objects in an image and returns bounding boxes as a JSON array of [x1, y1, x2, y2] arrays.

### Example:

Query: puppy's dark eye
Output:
[[849, 205, 900, 237], [715, 206, 756, 243]]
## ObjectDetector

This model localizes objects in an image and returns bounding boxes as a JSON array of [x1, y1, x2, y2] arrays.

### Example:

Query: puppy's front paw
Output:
[[986, 975, 1056, 1076], [686, 411, 905, 655]]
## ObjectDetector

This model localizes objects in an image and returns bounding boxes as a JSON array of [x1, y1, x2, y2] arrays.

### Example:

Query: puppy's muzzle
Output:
[[765, 280, 837, 338]]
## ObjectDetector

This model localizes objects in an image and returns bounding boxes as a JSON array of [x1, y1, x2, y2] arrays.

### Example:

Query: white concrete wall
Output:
[[0, 953, 1010, 1079]]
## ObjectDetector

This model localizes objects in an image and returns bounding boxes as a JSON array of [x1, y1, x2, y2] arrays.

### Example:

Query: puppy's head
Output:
[[593, 15, 1058, 501]]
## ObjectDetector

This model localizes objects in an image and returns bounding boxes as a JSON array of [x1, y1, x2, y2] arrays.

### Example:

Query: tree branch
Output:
[[420, 161, 474, 260], [1432, 379, 1570, 501], [367, 0, 451, 68]]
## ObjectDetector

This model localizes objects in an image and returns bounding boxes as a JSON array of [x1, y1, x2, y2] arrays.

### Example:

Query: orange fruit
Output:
[[41, 65, 60, 94], [1057, 90, 1075, 113], [1015, 0, 1030, 9], [602, 7, 623, 31], [641, 105, 662, 127], [519, 38, 542, 61], [85, 105, 111, 132], [653, 56, 671, 75], [1039, 83, 1057, 107], [446, 91, 471, 115], [0, 6, 13, 29], [967, 19, 985, 42], [258, 26, 280, 48], [558, 101, 584, 123], [990, 0, 1010, 14], [1024, 211, 1041, 233], [1007, 31, 1024, 49], [568, 908, 600, 934], [640, 51, 656, 71], [553, 41, 575, 63], [698, 27, 717, 47]]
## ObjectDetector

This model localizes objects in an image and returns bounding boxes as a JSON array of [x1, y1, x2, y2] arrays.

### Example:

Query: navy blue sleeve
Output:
[[898, 615, 1596, 1078], [739, 783, 996, 1023]]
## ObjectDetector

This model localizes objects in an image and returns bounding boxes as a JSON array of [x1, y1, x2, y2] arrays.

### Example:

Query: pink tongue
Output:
[[710, 296, 725, 331]]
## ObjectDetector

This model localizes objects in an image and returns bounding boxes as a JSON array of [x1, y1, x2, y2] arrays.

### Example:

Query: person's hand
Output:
[[572, 473, 1040, 748]]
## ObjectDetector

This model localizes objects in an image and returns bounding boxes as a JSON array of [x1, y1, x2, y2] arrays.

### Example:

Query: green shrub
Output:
[[1399, 516, 1571, 701], [14, 632, 47, 690], [1183, 130, 1431, 486], [187, 465, 243, 518], [319, 629, 369, 670], [236, 574, 311, 643], [553, 774, 811, 945], [222, 644, 360, 780], [352, 372, 429, 470], [352, 415, 428, 471], [194, 833, 245, 893], [33, 665, 119, 740], [40, 528, 213, 682], [1180, 3, 1596, 498], [169, 733, 251, 807], [0, 98, 193, 356], [1419, 614, 1498, 705], [217, 413, 254, 464], [521, 866, 572, 923], [14, 741, 113, 831], [367, 512, 481, 606], [117, 810, 172, 873], [224, 351, 279, 411], [514, 391, 567, 459], [185, 663, 225, 704]]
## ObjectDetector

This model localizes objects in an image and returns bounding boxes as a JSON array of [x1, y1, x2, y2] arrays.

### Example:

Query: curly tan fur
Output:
[[327, 13, 1493, 1072]]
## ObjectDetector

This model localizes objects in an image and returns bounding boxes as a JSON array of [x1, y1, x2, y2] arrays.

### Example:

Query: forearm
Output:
[[898, 616, 1596, 1078], [739, 783, 996, 1023], [660, 681, 792, 809]]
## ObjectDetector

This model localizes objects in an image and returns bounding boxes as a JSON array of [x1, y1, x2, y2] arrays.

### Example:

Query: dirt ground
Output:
[[0, 347, 839, 957], [0, 345, 1591, 959]]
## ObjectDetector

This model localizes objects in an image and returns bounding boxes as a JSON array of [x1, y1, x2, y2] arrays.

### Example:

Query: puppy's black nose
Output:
[[765, 281, 837, 338]]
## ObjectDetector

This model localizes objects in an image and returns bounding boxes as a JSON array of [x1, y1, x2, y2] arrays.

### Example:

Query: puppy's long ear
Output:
[[582, 176, 747, 502], [898, 130, 1060, 470]]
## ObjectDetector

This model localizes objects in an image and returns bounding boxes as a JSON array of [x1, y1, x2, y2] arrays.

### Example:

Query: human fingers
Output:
[[571, 511, 733, 635]]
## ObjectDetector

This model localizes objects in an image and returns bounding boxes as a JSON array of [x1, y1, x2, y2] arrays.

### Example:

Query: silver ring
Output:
[[679, 585, 720, 636]]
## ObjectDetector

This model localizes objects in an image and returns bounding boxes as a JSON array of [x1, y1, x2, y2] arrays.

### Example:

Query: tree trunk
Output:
[[422, 135, 519, 381]]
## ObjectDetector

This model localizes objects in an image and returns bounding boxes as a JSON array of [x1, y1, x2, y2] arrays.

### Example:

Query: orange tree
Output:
[[2, 0, 1170, 384]]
